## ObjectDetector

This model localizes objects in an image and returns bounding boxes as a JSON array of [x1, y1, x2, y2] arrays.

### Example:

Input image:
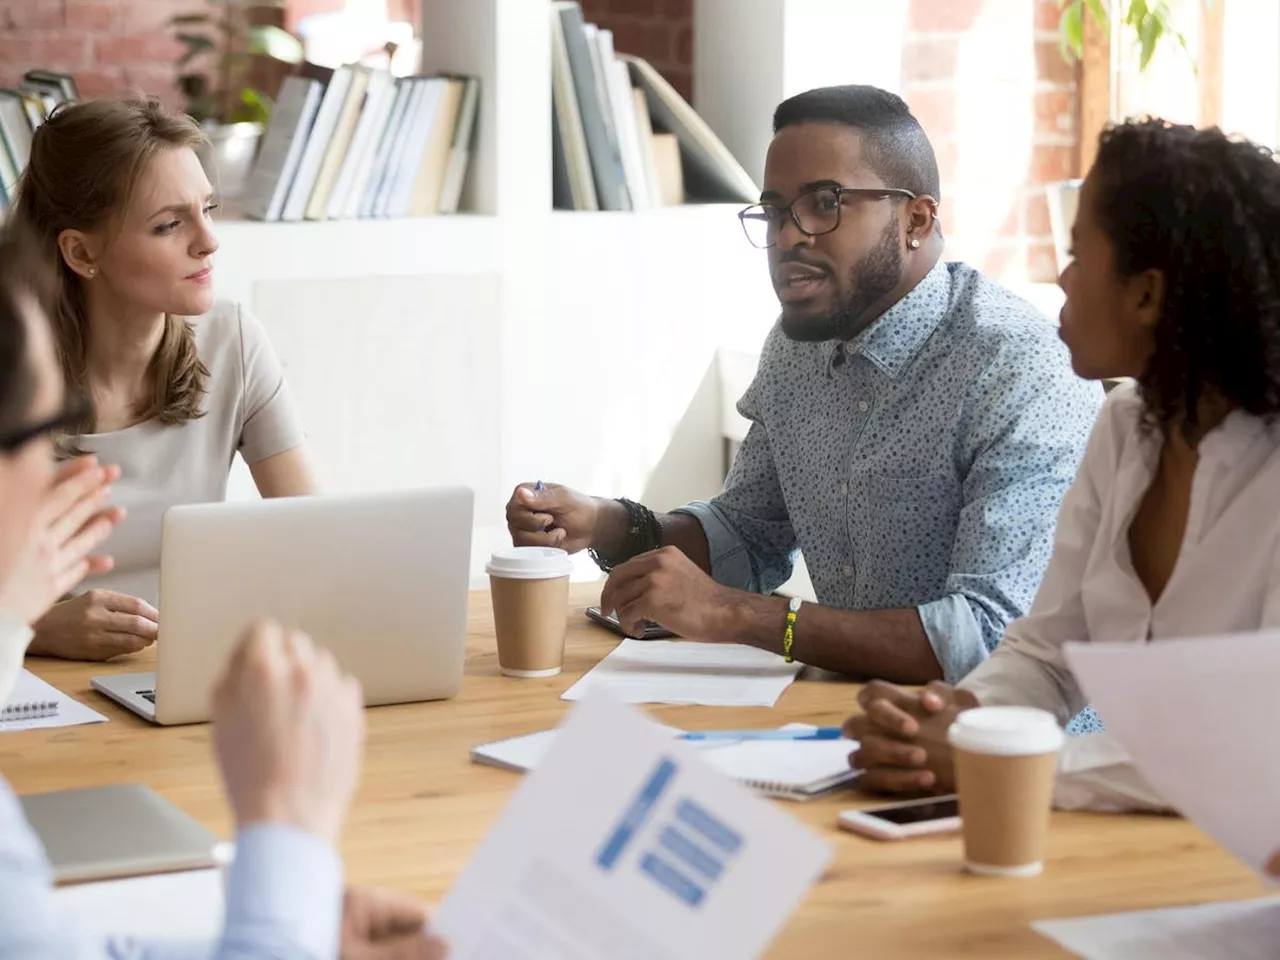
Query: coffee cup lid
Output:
[[947, 706, 1065, 757], [486, 546, 573, 580]]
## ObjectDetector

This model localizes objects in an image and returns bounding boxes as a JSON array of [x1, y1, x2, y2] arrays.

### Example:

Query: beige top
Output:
[[75, 301, 305, 606]]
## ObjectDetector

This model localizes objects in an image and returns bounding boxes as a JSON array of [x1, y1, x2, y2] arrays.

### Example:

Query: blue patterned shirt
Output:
[[675, 261, 1103, 683]]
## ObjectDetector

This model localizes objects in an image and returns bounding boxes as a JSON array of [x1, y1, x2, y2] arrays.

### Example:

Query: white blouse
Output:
[[959, 382, 1280, 811]]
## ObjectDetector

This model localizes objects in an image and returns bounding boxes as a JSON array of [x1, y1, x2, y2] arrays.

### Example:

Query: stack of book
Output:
[[0, 70, 80, 216], [242, 65, 479, 222], [550, 1, 757, 212]]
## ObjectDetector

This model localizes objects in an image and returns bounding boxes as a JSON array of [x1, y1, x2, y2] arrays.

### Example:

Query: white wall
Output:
[[216, 207, 779, 585], [694, 0, 910, 184]]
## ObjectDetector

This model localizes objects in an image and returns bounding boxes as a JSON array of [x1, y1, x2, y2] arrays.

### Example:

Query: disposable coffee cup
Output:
[[947, 706, 1065, 878], [486, 547, 573, 678]]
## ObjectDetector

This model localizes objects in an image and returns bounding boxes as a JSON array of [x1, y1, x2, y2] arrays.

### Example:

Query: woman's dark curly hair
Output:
[[1089, 118, 1280, 432]]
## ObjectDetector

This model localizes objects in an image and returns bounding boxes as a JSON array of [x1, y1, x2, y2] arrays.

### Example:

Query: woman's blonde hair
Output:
[[9, 96, 211, 440]]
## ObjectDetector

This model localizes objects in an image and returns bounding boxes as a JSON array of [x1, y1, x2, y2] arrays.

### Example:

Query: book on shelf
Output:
[[244, 64, 479, 223], [549, 1, 758, 212]]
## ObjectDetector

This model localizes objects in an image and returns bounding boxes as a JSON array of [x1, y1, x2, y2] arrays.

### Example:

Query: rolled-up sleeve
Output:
[[921, 338, 1103, 683], [673, 371, 798, 594], [236, 304, 306, 466]]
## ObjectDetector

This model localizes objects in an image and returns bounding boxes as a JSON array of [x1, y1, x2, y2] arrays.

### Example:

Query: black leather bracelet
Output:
[[589, 498, 661, 572]]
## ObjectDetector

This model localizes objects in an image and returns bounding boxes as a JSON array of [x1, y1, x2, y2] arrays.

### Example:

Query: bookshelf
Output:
[[219, 0, 858, 583]]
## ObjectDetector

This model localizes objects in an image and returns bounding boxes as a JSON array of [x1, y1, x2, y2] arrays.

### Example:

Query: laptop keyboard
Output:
[[138, 690, 156, 704]]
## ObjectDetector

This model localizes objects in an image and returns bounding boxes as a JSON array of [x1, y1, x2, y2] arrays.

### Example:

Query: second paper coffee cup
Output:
[[486, 546, 573, 678], [947, 706, 1064, 878]]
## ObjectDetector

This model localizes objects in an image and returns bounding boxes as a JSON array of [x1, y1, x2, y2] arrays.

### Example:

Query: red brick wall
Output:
[[0, 0, 187, 101], [903, 0, 1076, 283], [579, 0, 693, 102]]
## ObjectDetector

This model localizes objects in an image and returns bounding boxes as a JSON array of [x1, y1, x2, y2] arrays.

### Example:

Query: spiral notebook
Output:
[[0, 670, 107, 732], [472, 723, 859, 800]]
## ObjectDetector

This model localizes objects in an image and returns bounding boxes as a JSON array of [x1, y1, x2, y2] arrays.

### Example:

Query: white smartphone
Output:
[[837, 795, 961, 841]]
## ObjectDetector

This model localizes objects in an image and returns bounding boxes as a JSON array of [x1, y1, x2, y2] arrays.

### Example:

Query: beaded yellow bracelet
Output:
[[782, 596, 802, 663]]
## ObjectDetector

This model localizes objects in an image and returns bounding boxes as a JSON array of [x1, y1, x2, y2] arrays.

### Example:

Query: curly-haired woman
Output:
[[847, 118, 1280, 812]]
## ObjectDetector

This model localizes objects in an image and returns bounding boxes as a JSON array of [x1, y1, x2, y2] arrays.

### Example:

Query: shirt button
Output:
[[857, 399, 870, 412], [838, 481, 848, 496], [843, 566, 854, 580]]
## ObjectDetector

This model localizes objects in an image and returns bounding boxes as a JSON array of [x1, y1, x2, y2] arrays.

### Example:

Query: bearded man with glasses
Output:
[[507, 85, 1101, 688]]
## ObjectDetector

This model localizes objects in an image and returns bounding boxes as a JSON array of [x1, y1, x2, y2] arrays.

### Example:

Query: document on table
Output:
[[561, 639, 803, 707], [1065, 632, 1280, 879], [1034, 897, 1280, 960], [0, 670, 107, 732], [434, 694, 832, 960], [54, 868, 223, 940]]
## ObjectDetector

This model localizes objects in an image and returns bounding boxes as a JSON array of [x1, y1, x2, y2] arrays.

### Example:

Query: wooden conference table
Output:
[[3, 583, 1270, 958]]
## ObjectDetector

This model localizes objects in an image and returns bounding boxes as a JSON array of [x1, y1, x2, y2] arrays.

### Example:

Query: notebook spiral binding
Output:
[[1, 699, 59, 721]]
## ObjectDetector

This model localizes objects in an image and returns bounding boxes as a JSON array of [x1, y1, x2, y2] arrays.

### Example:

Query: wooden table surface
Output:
[[2, 583, 1269, 959]]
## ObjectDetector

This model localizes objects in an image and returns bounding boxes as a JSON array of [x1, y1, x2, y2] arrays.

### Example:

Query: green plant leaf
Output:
[[1137, 12, 1162, 69], [175, 31, 215, 51], [1060, 1, 1085, 61], [1084, 0, 1107, 26], [245, 24, 303, 64]]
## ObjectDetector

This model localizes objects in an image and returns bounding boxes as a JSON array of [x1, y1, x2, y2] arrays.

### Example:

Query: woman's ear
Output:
[[1131, 268, 1166, 331], [56, 230, 99, 281]]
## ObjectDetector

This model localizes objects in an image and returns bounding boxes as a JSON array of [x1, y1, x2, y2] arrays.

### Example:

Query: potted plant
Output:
[[169, 0, 304, 199], [1046, 0, 1207, 272]]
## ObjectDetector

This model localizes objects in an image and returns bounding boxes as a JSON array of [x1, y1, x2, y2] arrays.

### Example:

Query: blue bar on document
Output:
[[658, 824, 724, 881], [674, 798, 743, 856], [596, 757, 678, 871], [640, 852, 706, 908]]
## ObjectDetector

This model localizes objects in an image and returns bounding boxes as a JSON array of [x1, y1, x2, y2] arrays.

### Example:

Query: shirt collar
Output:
[[826, 260, 951, 378]]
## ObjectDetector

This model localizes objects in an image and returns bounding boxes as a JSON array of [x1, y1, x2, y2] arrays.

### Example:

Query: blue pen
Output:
[[678, 728, 845, 742]]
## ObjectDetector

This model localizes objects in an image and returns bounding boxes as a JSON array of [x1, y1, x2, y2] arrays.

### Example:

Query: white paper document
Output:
[[435, 695, 832, 960], [562, 639, 803, 707], [54, 868, 223, 940], [0, 670, 108, 732], [1065, 632, 1280, 879], [1035, 897, 1280, 960]]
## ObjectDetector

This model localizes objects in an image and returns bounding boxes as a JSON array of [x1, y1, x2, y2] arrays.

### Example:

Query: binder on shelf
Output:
[[555, 2, 630, 211], [550, 6, 597, 211], [305, 66, 373, 220], [632, 87, 663, 209], [622, 54, 759, 204], [438, 76, 480, 215], [281, 65, 354, 221], [22, 70, 79, 102], [241, 76, 323, 222], [407, 76, 463, 216], [358, 78, 414, 219], [0, 91, 33, 172], [378, 77, 442, 218], [327, 70, 397, 219]]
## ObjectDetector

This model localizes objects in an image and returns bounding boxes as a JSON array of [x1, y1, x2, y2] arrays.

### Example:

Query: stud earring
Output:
[[908, 239, 921, 250], [86, 266, 97, 278]]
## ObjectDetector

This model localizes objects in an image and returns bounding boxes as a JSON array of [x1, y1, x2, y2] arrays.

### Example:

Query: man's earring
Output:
[[908, 239, 921, 250]]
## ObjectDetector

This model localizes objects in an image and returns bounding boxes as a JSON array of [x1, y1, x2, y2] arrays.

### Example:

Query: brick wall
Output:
[[0, 0, 187, 101], [902, 0, 1077, 284], [579, 0, 693, 102]]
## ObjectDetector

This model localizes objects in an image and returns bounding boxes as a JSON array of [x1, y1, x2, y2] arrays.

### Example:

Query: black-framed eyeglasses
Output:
[[738, 184, 919, 249], [0, 396, 89, 454]]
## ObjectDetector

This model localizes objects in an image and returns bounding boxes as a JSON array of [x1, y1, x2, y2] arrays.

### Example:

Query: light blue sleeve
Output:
[[0, 774, 342, 960], [918, 337, 1104, 684], [673, 416, 799, 596]]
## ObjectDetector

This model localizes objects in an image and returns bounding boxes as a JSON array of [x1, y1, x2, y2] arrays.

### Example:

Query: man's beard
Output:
[[780, 219, 904, 343]]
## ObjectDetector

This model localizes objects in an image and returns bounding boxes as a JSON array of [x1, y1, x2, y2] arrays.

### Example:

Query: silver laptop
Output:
[[92, 487, 473, 725], [19, 783, 218, 884]]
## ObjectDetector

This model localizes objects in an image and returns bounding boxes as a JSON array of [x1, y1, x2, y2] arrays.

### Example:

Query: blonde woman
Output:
[[11, 97, 318, 661]]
